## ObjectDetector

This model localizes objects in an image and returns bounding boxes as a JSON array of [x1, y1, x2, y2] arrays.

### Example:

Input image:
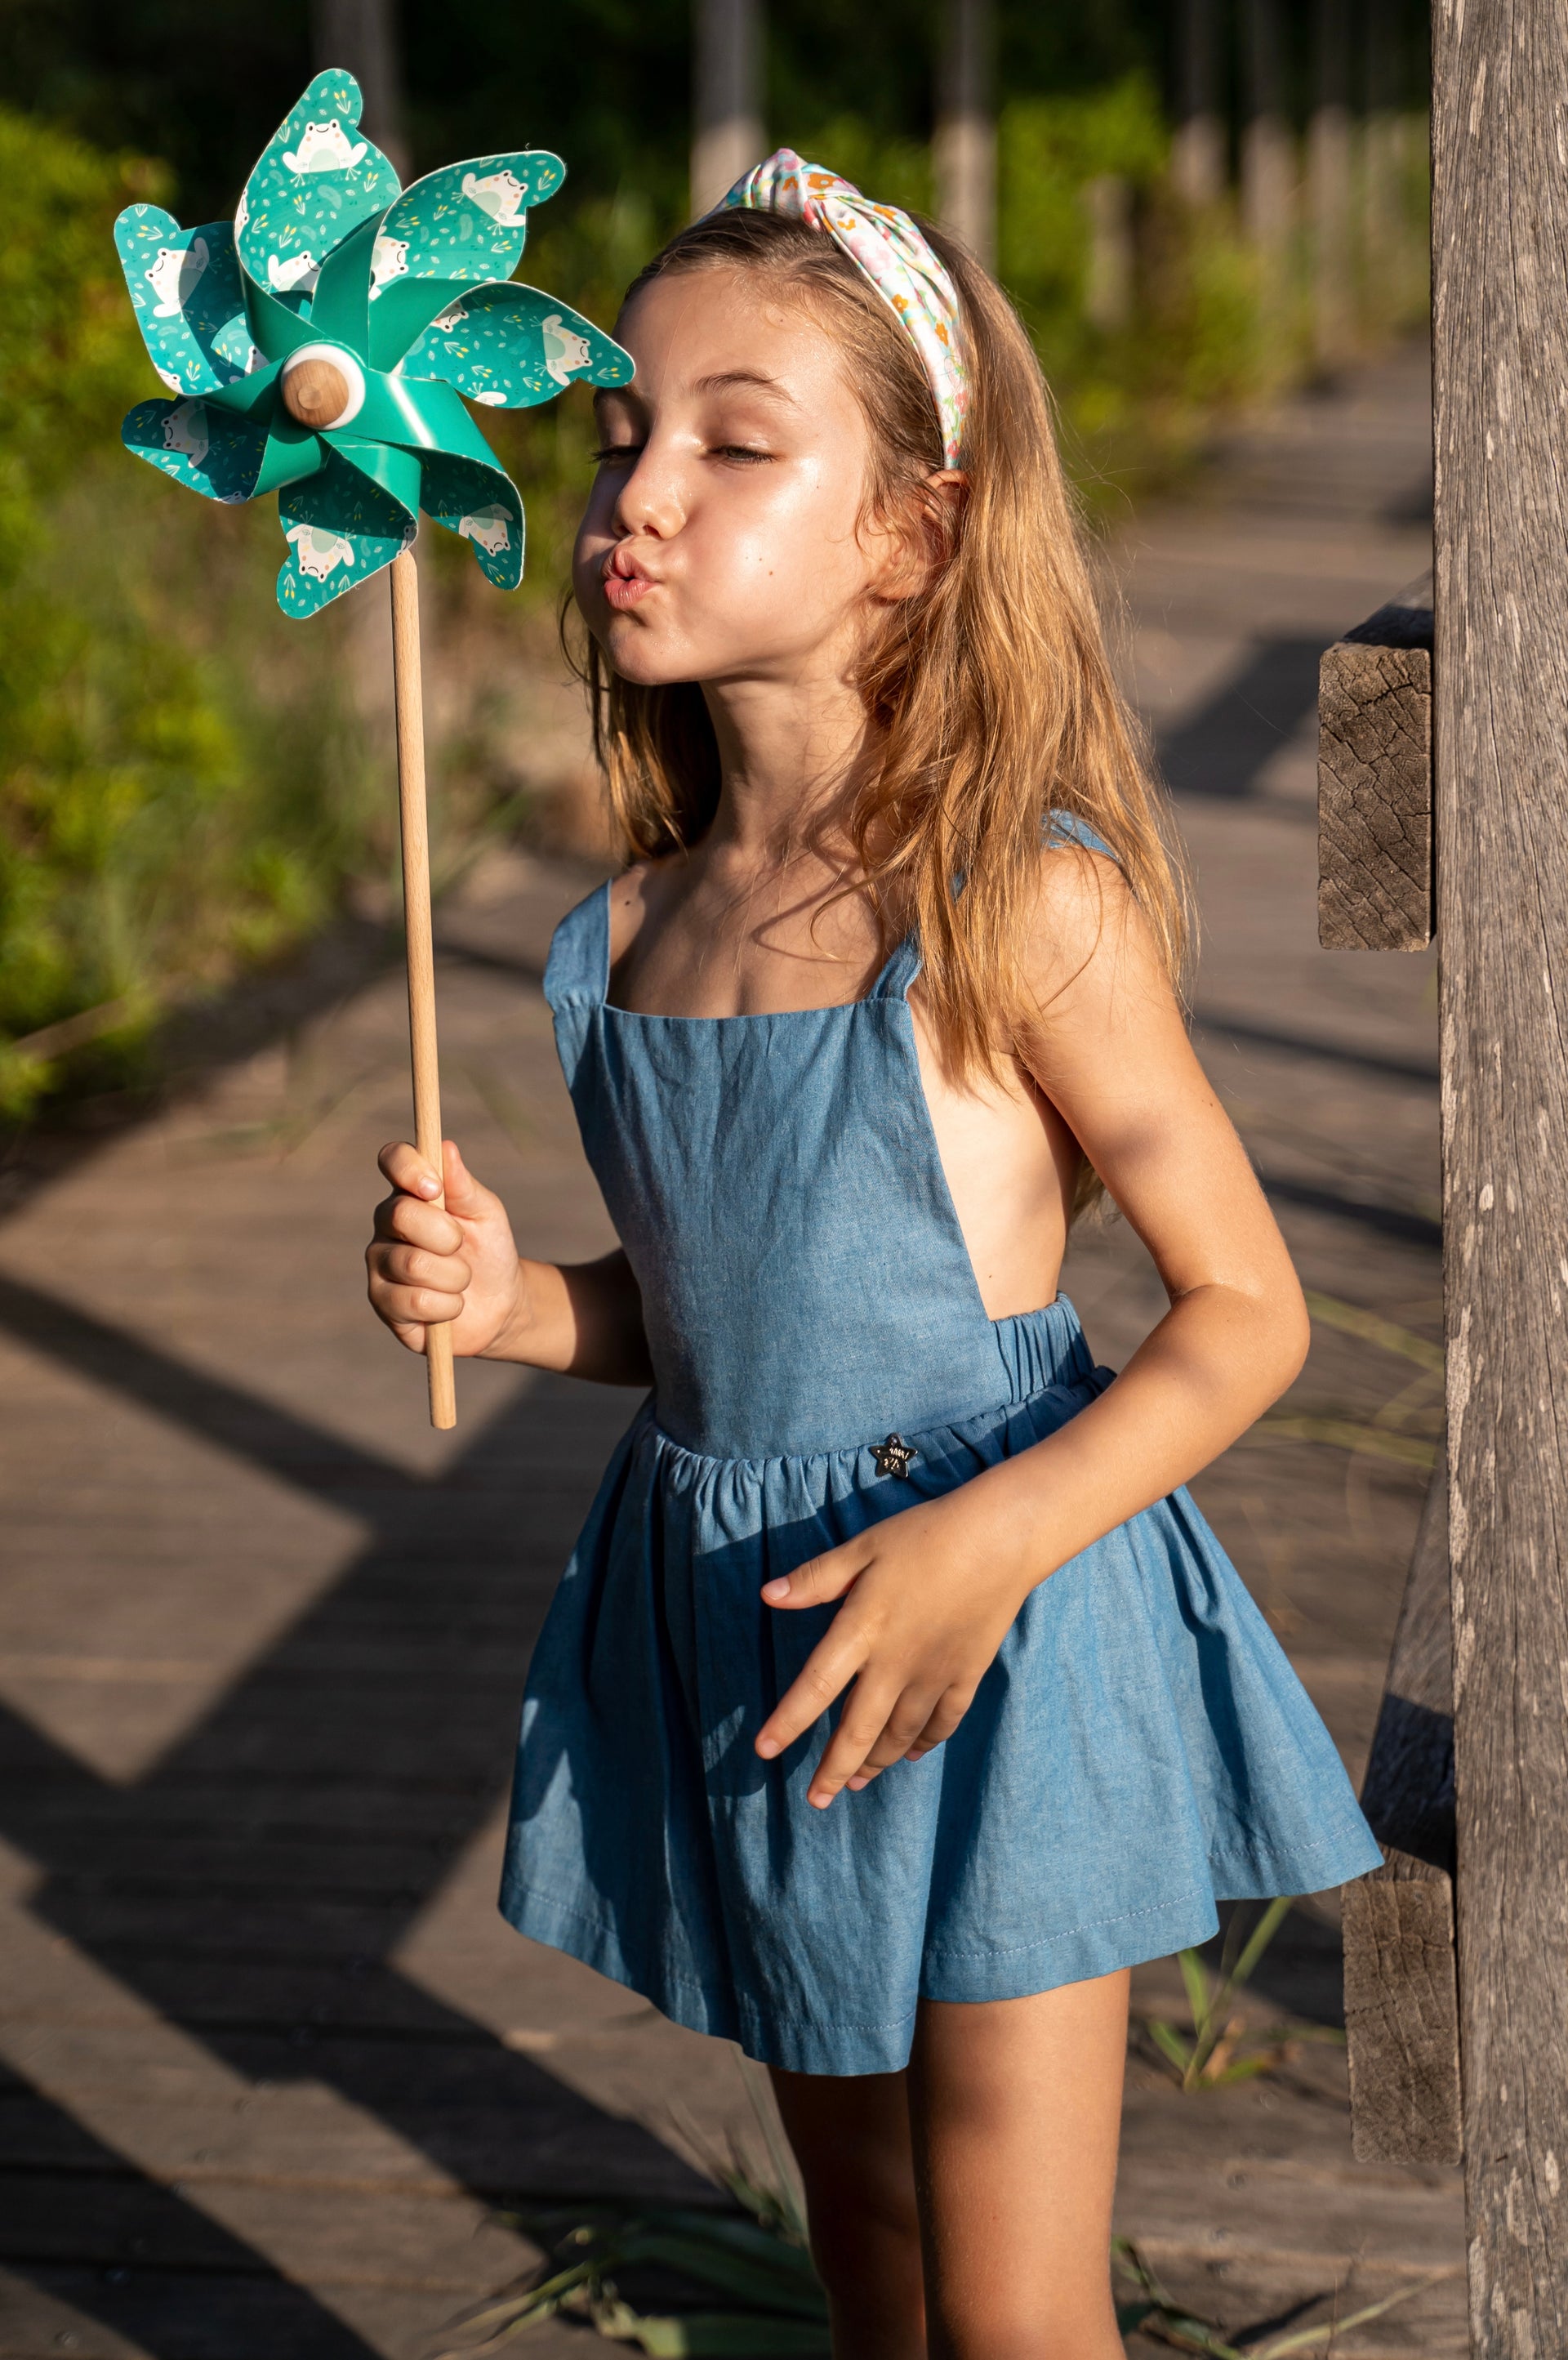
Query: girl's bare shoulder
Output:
[[606, 859, 664, 962], [1022, 835, 1141, 993]]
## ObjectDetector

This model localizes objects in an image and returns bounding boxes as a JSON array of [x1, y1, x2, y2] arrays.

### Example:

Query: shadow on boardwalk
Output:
[[1, 1266, 710, 2356]]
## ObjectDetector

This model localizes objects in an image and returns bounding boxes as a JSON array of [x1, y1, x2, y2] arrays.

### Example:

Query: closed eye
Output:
[[710, 444, 775, 464], [591, 444, 644, 465]]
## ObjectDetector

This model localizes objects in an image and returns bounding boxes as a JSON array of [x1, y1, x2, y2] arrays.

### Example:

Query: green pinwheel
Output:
[[112, 73, 635, 1430], [114, 67, 632, 613]]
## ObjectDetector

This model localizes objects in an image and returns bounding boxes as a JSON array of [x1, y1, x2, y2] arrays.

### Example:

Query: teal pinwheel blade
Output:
[[395, 283, 634, 408], [238, 69, 400, 310], [114, 206, 255, 395], [277, 448, 415, 618], [418, 451, 525, 591], [368, 151, 565, 307], [122, 395, 271, 503]]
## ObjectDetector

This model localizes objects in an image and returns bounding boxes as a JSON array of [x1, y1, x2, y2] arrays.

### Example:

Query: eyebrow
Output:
[[692, 369, 799, 403], [591, 370, 800, 416]]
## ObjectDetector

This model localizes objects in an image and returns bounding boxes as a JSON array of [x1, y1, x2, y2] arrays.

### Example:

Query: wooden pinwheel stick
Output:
[[389, 547, 457, 1431], [274, 363, 454, 1428]]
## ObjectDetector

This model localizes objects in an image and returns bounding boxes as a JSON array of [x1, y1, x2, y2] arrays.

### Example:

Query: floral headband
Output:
[[719, 148, 970, 467]]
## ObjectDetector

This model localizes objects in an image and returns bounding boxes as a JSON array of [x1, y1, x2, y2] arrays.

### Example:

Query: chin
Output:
[[597, 620, 699, 689]]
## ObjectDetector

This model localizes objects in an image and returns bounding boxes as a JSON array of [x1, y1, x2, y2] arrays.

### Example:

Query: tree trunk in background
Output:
[[691, 0, 764, 219], [312, 0, 407, 178], [935, 0, 996, 268], [1172, 0, 1224, 207], [1083, 176, 1134, 332], [1432, 0, 1568, 2348], [1241, 0, 1294, 301], [1310, 0, 1352, 369], [1360, 0, 1403, 336]]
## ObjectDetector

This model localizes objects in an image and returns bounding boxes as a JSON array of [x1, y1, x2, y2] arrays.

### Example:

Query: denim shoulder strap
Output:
[[543, 882, 611, 1012], [1044, 808, 1117, 861]]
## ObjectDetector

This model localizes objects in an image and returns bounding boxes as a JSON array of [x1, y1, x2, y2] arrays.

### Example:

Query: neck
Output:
[[698, 667, 876, 872]]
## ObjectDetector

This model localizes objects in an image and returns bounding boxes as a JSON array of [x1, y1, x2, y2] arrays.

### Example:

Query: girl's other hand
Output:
[[366, 1140, 524, 1359], [755, 1487, 1031, 1809]]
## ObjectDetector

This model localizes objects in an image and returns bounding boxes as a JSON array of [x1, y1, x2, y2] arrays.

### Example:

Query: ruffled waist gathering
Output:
[[644, 1296, 1102, 1472]]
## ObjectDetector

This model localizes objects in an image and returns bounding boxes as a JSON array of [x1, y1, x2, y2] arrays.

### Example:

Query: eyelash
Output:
[[589, 444, 775, 466]]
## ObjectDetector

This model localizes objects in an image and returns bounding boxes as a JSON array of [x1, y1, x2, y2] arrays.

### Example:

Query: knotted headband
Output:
[[719, 148, 970, 467]]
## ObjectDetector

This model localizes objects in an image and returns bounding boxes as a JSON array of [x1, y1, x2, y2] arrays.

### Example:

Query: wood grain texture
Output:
[[1432, 3, 1568, 2345], [390, 549, 457, 1430], [1345, 1459, 1461, 2165], [1318, 583, 1433, 950]]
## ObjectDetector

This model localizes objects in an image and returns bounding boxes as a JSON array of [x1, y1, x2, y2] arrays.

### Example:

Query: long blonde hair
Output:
[[568, 205, 1189, 1086]]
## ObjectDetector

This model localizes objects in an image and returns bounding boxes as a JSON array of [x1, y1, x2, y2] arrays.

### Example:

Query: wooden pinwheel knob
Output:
[[278, 344, 366, 432]]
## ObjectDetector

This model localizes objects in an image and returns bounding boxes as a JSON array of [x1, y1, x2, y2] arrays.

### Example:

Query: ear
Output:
[[871, 468, 968, 604]]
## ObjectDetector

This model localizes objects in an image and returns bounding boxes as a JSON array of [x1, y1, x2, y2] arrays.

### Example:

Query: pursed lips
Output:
[[603, 545, 659, 610]]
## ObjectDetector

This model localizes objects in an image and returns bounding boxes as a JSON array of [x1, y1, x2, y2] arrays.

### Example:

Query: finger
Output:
[[760, 1545, 868, 1610], [440, 1138, 495, 1220], [755, 1634, 867, 1762], [375, 1241, 472, 1296], [375, 1193, 465, 1252], [379, 1141, 443, 1199], [806, 1682, 906, 1809], [849, 1689, 943, 1782], [904, 1686, 975, 1762], [363, 1258, 428, 1353], [370, 1280, 466, 1331]]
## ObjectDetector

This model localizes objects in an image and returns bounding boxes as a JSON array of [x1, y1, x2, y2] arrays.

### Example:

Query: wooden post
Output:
[[1172, 0, 1225, 209], [691, 0, 764, 219], [1241, 0, 1294, 318], [310, 0, 408, 178], [1432, 3, 1568, 2347], [1309, 0, 1353, 370], [389, 550, 456, 1433], [935, 0, 996, 269]]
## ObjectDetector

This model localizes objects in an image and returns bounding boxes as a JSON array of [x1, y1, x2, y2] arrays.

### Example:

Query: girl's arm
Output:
[[755, 848, 1310, 1805], [366, 1140, 653, 1385]]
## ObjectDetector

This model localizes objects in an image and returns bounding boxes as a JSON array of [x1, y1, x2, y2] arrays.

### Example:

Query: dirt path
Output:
[[0, 342, 1459, 2358]]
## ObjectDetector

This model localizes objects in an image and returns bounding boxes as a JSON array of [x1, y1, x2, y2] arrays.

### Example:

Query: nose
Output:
[[612, 436, 685, 542]]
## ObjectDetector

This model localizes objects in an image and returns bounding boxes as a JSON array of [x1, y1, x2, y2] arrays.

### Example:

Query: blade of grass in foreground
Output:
[[1115, 2239, 1459, 2357]]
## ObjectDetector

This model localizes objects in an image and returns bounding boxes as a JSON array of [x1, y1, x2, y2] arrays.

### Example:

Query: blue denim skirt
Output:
[[501, 1298, 1381, 2076]]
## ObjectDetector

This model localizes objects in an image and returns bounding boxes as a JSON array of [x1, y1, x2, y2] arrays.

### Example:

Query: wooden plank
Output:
[[1317, 580, 1433, 950], [1432, 4, 1568, 2349]]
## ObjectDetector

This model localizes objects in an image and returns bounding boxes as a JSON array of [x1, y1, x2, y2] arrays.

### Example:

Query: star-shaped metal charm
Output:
[[871, 1434, 917, 1479]]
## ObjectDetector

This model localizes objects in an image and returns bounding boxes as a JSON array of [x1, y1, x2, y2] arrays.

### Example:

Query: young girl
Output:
[[366, 152, 1380, 2359]]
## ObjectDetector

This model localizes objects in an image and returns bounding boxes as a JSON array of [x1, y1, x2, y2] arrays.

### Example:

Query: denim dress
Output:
[[500, 826, 1381, 2075]]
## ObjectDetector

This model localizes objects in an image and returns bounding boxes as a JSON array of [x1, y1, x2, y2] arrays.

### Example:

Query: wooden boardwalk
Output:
[[0, 341, 1462, 2358]]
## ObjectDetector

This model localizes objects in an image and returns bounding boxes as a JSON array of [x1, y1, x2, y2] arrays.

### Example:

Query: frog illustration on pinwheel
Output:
[[114, 69, 633, 617]]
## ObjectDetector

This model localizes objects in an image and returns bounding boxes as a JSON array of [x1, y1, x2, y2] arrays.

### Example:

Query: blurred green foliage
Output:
[[0, 106, 379, 1118], [0, 5, 1432, 1119]]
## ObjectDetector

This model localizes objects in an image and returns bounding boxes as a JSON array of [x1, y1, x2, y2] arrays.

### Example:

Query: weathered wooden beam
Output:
[[1344, 1454, 1461, 2165], [1317, 579, 1432, 951], [1433, 3, 1568, 2349]]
